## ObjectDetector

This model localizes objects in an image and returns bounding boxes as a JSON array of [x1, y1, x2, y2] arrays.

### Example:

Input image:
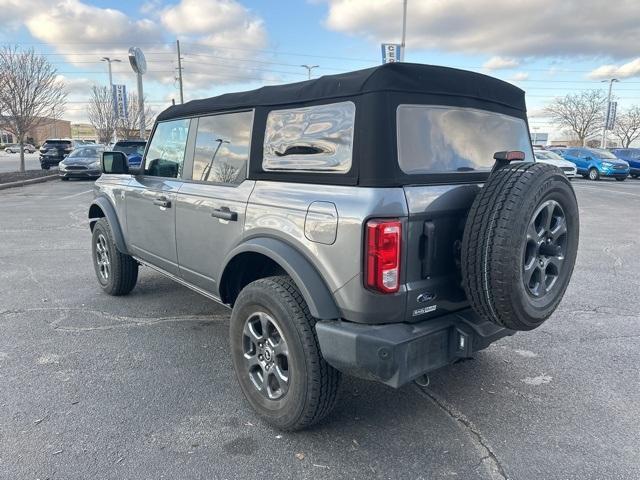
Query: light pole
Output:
[[202, 139, 230, 181], [301, 64, 319, 80], [400, 0, 408, 61], [601, 78, 619, 148], [101, 57, 121, 91]]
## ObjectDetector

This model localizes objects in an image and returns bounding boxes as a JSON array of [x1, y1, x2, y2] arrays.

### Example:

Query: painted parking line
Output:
[[60, 189, 93, 200]]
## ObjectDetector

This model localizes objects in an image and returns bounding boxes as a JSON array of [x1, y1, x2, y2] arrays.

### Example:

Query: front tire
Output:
[[588, 168, 600, 181], [91, 218, 138, 295], [616, 177, 626, 181], [230, 276, 341, 431]]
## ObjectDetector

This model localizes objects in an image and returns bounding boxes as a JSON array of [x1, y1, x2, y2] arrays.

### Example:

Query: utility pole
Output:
[[601, 78, 619, 148], [400, 0, 408, 61], [301, 64, 319, 80], [176, 40, 184, 104]]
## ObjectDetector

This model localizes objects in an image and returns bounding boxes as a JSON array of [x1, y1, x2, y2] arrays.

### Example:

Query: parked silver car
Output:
[[4, 143, 36, 153], [534, 149, 577, 178], [88, 63, 579, 430]]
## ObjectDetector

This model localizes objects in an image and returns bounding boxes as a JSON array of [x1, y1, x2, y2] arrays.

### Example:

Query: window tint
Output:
[[263, 101, 355, 173], [144, 119, 189, 178], [192, 111, 252, 184], [397, 105, 533, 174]]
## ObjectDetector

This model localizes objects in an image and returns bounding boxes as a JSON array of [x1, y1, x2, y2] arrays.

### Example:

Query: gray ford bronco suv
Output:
[[89, 63, 579, 430]]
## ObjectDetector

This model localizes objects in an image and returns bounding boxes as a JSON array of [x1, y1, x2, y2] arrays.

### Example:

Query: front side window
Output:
[[144, 119, 190, 178], [263, 101, 355, 173], [192, 111, 253, 184], [397, 105, 533, 174]]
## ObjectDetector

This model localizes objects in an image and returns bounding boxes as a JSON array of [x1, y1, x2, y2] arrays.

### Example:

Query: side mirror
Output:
[[101, 151, 129, 174]]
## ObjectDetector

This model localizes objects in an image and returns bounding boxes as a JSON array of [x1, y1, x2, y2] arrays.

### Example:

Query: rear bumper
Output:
[[316, 309, 513, 388]]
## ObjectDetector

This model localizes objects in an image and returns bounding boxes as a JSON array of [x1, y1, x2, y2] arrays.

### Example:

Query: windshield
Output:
[[534, 150, 563, 161], [591, 149, 617, 160], [114, 143, 146, 156], [397, 105, 533, 174], [68, 146, 103, 158]]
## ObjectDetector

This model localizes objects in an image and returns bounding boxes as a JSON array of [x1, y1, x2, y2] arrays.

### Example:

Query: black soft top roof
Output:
[[157, 62, 525, 121]]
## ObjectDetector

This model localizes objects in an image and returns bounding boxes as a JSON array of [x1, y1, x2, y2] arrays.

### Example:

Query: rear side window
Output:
[[192, 111, 253, 184], [144, 119, 189, 178], [262, 101, 355, 173], [397, 105, 533, 174]]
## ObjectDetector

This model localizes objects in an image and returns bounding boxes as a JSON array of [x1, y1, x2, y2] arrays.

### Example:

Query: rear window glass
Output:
[[44, 141, 72, 146], [263, 101, 355, 173], [397, 105, 533, 174]]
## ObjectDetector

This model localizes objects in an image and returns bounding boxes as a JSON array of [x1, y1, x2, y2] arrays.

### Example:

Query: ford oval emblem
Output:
[[417, 292, 436, 303]]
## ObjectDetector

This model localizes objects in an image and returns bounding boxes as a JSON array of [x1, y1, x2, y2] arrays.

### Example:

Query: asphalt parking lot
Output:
[[1, 177, 639, 480]]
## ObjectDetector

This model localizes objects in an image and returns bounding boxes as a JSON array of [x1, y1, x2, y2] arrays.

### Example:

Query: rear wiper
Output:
[[456, 166, 476, 172]]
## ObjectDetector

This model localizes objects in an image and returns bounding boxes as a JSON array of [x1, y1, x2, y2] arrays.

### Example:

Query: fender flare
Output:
[[88, 196, 128, 254], [220, 237, 341, 320]]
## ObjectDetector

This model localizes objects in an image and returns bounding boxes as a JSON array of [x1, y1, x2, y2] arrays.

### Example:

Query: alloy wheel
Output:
[[523, 200, 567, 298], [95, 233, 111, 282], [242, 311, 290, 400]]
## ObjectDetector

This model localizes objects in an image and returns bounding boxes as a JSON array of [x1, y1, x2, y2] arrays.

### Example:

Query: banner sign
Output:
[[381, 44, 402, 64], [113, 84, 128, 120], [605, 101, 617, 130]]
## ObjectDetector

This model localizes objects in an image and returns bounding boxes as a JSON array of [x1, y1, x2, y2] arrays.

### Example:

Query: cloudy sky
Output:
[[1, 0, 639, 137]]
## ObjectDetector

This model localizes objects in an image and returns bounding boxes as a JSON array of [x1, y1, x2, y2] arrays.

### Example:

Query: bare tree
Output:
[[0, 46, 66, 172], [545, 90, 606, 146], [214, 162, 239, 183], [611, 105, 640, 148], [116, 93, 154, 140], [87, 86, 116, 145]]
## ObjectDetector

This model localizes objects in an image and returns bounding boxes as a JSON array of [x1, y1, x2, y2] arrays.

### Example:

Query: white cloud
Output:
[[160, 0, 260, 36], [483, 56, 519, 71], [323, 0, 640, 58], [25, 0, 164, 51], [588, 58, 640, 80], [7, 0, 270, 93], [510, 72, 529, 82]]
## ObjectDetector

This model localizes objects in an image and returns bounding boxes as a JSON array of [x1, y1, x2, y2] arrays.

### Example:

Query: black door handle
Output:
[[211, 207, 238, 221], [153, 197, 171, 208]]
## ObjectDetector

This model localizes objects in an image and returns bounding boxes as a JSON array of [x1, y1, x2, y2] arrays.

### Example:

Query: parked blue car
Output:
[[560, 147, 630, 181], [610, 148, 640, 179], [112, 140, 146, 169]]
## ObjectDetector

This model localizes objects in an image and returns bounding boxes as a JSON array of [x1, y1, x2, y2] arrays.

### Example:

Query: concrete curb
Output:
[[0, 174, 59, 191]]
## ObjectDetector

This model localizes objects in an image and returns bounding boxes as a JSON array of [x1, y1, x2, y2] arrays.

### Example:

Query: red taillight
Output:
[[365, 219, 401, 293]]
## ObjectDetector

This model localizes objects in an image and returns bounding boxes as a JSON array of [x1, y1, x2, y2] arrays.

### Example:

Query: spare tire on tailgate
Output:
[[461, 162, 579, 331]]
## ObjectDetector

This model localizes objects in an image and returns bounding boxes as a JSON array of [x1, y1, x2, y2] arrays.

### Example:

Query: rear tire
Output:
[[61, 177, 69, 181], [230, 276, 341, 431], [91, 218, 138, 296], [461, 163, 579, 331], [616, 177, 626, 181], [588, 168, 600, 181]]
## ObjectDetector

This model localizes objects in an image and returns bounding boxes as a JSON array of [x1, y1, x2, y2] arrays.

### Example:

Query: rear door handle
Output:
[[153, 196, 171, 208], [211, 207, 238, 222]]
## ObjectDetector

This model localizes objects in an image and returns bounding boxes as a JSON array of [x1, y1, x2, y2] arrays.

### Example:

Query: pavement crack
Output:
[[415, 385, 508, 480], [2, 307, 227, 332]]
